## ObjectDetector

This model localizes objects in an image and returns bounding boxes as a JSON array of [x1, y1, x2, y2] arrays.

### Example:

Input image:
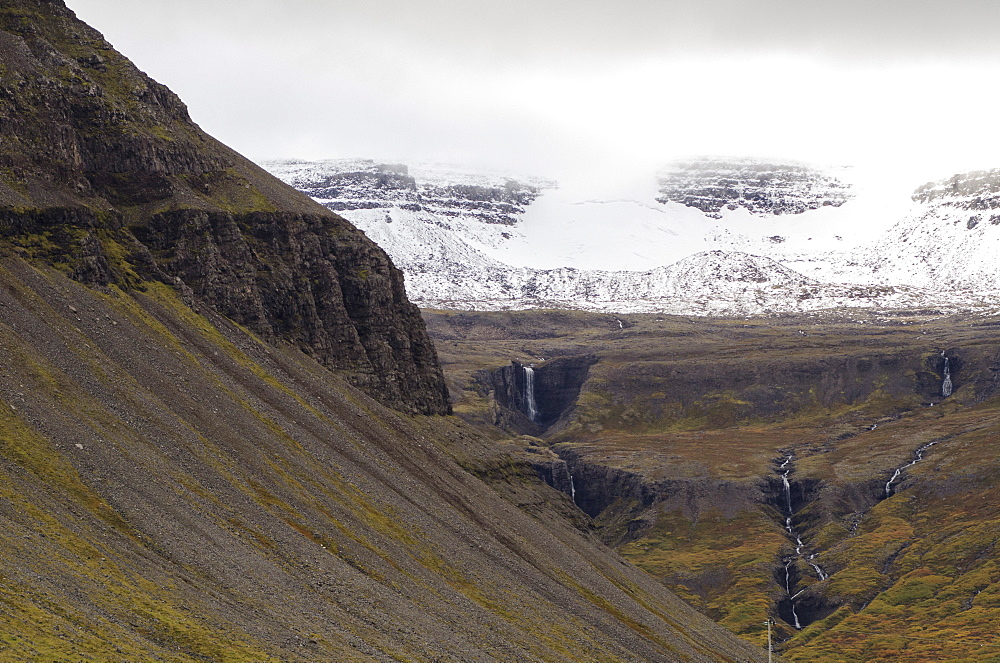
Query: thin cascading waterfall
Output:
[[774, 453, 827, 629], [523, 366, 538, 422], [884, 468, 903, 498], [885, 440, 941, 497], [569, 474, 576, 504], [809, 556, 829, 581], [783, 560, 803, 629], [941, 351, 953, 398], [780, 455, 792, 514], [781, 455, 794, 550], [779, 455, 802, 629]]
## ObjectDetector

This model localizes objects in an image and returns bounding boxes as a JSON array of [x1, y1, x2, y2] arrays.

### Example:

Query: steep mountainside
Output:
[[858, 168, 1000, 292], [0, 259, 769, 662], [424, 308, 1000, 661], [265, 158, 1000, 316], [0, 1, 448, 415], [0, 2, 775, 661]]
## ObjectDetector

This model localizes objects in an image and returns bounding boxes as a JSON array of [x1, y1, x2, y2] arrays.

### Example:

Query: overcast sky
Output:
[[67, 0, 1000, 189]]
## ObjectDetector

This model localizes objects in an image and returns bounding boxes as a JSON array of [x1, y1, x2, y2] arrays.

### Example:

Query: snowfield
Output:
[[261, 157, 1000, 317]]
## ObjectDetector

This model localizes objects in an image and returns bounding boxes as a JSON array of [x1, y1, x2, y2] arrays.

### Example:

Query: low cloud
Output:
[[69, 0, 1000, 185]]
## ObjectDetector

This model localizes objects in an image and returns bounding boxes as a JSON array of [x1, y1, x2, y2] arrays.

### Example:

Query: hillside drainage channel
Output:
[[769, 454, 831, 630]]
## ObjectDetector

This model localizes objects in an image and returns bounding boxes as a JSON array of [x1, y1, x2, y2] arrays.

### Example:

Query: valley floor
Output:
[[424, 306, 1000, 661]]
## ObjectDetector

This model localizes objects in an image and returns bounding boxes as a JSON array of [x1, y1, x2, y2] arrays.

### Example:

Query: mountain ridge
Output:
[[0, 255, 769, 661], [0, 0, 449, 415], [263, 157, 1000, 317]]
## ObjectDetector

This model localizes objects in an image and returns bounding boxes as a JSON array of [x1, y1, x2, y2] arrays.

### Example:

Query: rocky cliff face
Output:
[[0, 252, 774, 662], [911, 168, 1000, 209], [0, 5, 784, 660], [267, 159, 547, 225], [477, 355, 597, 434], [656, 157, 853, 218], [267, 157, 984, 317], [0, 0, 449, 414]]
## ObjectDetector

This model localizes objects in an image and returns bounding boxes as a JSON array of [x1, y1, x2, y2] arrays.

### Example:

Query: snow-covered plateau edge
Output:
[[261, 158, 1000, 317]]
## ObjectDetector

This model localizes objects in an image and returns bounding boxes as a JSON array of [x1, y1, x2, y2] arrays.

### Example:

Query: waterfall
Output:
[[780, 455, 792, 513], [941, 352, 953, 398], [569, 474, 576, 504], [884, 468, 903, 497], [523, 366, 538, 422], [784, 560, 802, 629], [885, 440, 940, 497], [773, 453, 827, 629]]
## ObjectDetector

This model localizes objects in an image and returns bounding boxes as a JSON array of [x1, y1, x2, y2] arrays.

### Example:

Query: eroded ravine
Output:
[[771, 454, 830, 630], [425, 305, 1000, 660]]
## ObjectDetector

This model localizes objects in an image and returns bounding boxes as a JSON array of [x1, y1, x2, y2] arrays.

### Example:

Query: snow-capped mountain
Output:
[[260, 158, 1000, 316], [858, 169, 1000, 293]]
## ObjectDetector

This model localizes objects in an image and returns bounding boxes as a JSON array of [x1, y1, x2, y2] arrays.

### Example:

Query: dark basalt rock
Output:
[[305, 167, 419, 205], [528, 450, 575, 497], [275, 159, 545, 225], [912, 168, 1000, 209], [557, 454, 659, 521], [548, 446, 766, 544], [657, 157, 852, 218], [478, 355, 597, 434], [0, 0, 450, 415]]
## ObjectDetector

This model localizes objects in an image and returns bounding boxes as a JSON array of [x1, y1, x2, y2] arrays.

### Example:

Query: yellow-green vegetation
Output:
[[424, 308, 1000, 660], [179, 170, 279, 215], [0, 424, 285, 662], [621, 509, 784, 636], [782, 403, 1000, 660], [0, 260, 770, 661]]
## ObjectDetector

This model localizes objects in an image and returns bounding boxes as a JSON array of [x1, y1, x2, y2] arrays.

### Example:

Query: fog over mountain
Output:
[[68, 0, 1000, 193]]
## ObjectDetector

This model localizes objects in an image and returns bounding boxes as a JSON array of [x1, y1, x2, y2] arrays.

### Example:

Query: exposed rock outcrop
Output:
[[551, 447, 764, 542], [478, 355, 597, 433], [0, 0, 449, 414], [267, 159, 547, 225], [853, 167, 1000, 294], [911, 168, 1000, 208], [657, 157, 853, 218]]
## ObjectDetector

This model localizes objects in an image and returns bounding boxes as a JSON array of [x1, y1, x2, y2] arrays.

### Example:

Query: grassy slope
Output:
[[424, 308, 1000, 660], [0, 259, 769, 662], [784, 397, 1000, 661]]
